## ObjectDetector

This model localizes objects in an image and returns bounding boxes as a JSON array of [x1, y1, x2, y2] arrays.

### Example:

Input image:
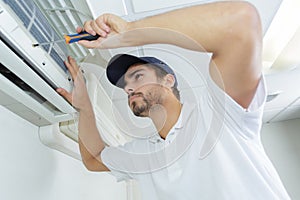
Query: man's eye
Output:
[[135, 74, 143, 80]]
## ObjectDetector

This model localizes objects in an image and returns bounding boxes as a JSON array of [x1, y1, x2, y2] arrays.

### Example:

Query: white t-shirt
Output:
[[101, 73, 291, 200]]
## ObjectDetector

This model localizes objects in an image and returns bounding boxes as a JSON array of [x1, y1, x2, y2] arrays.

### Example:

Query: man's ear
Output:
[[164, 74, 176, 88]]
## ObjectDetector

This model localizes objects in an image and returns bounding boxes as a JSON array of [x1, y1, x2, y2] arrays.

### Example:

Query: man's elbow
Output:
[[235, 2, 262, 42], [82, 157, 109, 172]]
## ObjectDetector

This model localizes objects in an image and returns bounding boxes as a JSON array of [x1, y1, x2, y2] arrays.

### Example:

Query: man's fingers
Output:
[[83, 20, 96, 36], [98, 20, 110, 33], [64, 56, 80, 78], [83, 17, 111, 38], [91, 20, 108, 38], [56, 88, 72, 104], [64, 60, 76, 80], [76, 26, 83, 33], [68, 56, 78, 70]]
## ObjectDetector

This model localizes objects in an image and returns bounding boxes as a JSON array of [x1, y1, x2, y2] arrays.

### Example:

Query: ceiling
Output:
[[36, 0, 300, 124]]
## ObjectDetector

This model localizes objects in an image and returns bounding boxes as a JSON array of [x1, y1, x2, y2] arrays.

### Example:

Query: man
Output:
[[57, 1, 290, 199]]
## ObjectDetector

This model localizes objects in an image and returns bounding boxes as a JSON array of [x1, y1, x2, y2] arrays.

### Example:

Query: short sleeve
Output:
[[101, 145, 134, 182]]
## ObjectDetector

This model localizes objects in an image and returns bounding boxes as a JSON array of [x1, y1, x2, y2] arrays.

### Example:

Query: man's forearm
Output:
[[78, 102, 105, 165], [122, 1, 260, 53]]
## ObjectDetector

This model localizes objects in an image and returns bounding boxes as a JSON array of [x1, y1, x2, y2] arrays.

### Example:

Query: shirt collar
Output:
[[148, 102, 197, 144]]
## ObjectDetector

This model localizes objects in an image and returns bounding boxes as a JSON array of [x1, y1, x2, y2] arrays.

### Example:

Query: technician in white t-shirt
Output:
[[57, 1, 291, 199]]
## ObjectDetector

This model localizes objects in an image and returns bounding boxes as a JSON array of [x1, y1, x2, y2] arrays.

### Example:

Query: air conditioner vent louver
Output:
[[4, 0, 67, 72], [0, 62, 62, 113]]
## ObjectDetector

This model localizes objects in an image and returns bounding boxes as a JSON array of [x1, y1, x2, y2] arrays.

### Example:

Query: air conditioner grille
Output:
[[7, 1, 31, 28], [18, 0, 34, 17], [4, 0, 67, 72]]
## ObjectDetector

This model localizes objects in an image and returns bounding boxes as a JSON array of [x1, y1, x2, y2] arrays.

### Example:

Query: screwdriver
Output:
[[32, 31, 100, 47]]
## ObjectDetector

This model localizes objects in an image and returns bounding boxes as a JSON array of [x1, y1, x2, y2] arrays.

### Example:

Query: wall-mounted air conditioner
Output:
[[0, 0, 77, 126], [0, 0, 130, 160]]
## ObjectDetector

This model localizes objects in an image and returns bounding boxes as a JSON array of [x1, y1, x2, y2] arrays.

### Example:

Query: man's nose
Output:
[[124, 84, 134, 95]]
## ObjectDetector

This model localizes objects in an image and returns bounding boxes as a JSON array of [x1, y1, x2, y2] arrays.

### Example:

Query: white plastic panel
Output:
[[0, 90, 18, 105], [0, 2, 18, 32], [0, 39, 75, 115], [131, 0, 204, 13], [5, 103, 51, 125], [39, 123, 81, 160], [86, 0, 126, 17]]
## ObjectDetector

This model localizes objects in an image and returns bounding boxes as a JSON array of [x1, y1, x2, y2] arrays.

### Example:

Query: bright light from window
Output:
[[263, 0, 300, 71]]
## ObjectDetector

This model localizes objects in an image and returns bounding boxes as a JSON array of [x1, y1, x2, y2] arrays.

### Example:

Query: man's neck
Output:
[[149, 99, 182, 139]]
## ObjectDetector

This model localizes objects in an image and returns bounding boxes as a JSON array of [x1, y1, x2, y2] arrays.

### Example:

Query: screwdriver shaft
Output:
[[32, 39, 65, 47], [32, 31, 100, 47]]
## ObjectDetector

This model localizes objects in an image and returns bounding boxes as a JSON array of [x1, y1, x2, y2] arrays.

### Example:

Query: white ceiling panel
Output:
[[269, 104, 300, 123], [264, 67, 300, 110], [262, 109, 281, 123], [86, 0, 127, 17], [130, 0, 205, 13]]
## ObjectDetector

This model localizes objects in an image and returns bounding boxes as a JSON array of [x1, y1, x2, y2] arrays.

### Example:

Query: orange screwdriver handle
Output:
[[64, 31, 100, 44]]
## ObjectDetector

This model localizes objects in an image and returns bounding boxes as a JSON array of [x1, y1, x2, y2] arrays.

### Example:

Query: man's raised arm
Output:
[[80, 1, 263, 108]]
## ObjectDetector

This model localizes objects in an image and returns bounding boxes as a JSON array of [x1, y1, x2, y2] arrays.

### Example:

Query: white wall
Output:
[[0, 106, 126, 200], [261, 118, 300, 200]]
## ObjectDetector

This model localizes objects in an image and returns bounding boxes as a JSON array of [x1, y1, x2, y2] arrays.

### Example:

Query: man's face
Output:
[[123, 64, 168, 117]]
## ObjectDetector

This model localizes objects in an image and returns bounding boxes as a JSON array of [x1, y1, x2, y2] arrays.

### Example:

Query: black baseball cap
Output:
[[106, 54, 178, 88]]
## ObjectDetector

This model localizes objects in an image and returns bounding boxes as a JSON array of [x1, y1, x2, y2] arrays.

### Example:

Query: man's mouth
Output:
[[128, 92, 143, 104], [129, 95, 139, 103], [129, 95, 138, 102]]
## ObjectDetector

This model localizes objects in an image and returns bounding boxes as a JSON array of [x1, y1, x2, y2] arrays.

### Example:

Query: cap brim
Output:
[[106, 54, 147, 88]]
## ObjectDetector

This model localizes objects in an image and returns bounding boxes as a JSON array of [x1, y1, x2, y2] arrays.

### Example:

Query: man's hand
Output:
[[77, 14, 129, 49], [56, 56, 91, 111], [57, 57, 109, 172]]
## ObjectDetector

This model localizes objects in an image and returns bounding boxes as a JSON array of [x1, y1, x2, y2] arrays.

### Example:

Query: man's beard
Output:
[[132, 99, 149, 116], [129, 93, 151, 117], [129, 88, 163, 117]]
